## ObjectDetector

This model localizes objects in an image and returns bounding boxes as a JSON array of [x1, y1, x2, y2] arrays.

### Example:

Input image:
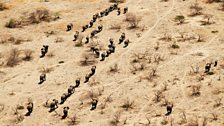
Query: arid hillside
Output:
[[0, 0, 224, 126]]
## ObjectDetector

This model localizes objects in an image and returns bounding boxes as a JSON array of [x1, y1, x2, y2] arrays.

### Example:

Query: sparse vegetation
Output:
[[171, 42, 180, 49], [187, 116, 199, 126], [39, 67, 54, 74], [213, 97, 222, 107], [75, 35, 84, 47], [110, 111, 121, 126], [6, 48, 20, 67], [121, 99, 134, 111], [211, 112, 218, 121], [109, 0, 125, 3], [68, 115, 79, 125], [206, 0, 222, 4], [0, 104, 4, 113], [28, 8, 58, 23], [159, 33, 172, 41], [110, 24, 121, 32], [5, 19, 21, 28], [0, 36, 31, 45], [5, 8, 59, 28], [0, 3, 7, 11], [108, 64, 119, 73], [16, 104, 25, 110], [190, 85, 201, 96], [22, 49, 33, 61], [189, 2, 203, 16], [153, 90, 164, 102], [89, 78, 100, 87], [80, 54, 96, 66], [161, 116, 168, 125], [55, 37, 64, 43], [0, 0, 224, 125], [125, 13, 141, 29]]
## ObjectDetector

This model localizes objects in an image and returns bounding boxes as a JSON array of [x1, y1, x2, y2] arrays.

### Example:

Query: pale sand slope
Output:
[[0, 0, 224, 126]]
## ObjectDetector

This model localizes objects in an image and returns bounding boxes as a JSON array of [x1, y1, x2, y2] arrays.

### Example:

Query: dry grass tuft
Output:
[[22, 49, 33, 61], [6, 48, 20, 67], [190, 85, 201, 96], [121, 98, 134, 111], [108, 64, 119, 73]]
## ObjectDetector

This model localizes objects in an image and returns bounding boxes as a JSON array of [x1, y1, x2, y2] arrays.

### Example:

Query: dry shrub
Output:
[[153, 90, 164, 103], [206, 0, 222, 3], [170, 42, 180, 49], [44, 30, 57, 37], [178, 111, 187, 125], [108, 64, 119, 73], [86, 89, 98, 100], [97, 86, 104, 96], [80, 53, 96, 66], [174, 15, 185, 24], [121, 98, 134, 111], [1, 36, 30, 45], [6, 48, 20, 67], [39, 67, 54, 74], [161, 116, 168, 125], [110, 111, 121, 126], [200, 14, 213, 25], [46, 52, 55, 58], [0, 104, 4, 113], [28, 9, 52, 24], [5, 8, 59, 28], [110, 24, 121, 32], [213, 97, 222, 108], [68, 115, 80, 125], [16, 104, 24, 110], [130, 63, 147, 74], [14, 113, 24, 124], [55, 37, 64, 43], [189, 2, 203, 16], [221, 2, 224, 11], [109, 0, 126, 3], [0, 3, 8, 11], [22, 49, 33, 61], [5, 19, 21, 28], [187, 116, 198, 126], [159, 33, 172, 41], [189, 85, 201, 96], [211, 112, 218, 121], [125, 13, 141, 29], [89, 78, 100, 87], [12, 105, 24, 123]]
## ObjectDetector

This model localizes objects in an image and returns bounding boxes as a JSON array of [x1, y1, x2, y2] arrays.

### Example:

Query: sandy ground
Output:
[[0, 0, 224, 126]]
